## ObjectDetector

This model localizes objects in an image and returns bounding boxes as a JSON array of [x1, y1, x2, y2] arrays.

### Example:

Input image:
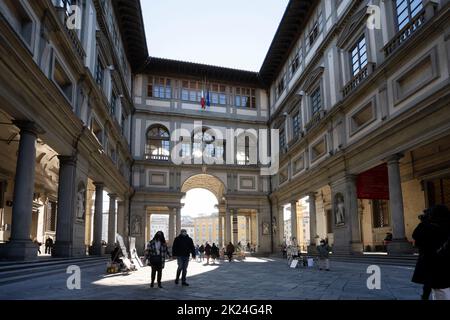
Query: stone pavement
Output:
[[0, 257, 422, 300]]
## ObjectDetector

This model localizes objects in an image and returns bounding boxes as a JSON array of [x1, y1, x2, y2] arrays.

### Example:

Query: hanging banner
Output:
[[357, 163, 390, 200]]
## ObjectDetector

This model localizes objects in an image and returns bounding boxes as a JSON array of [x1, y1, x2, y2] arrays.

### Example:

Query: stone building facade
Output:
[[0, 0, 449, 260]]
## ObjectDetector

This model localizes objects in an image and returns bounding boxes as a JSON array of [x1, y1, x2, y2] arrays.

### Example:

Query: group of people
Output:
[[412, 204, 450, 300], [283, 238, 331, 271], [144, 229, 196, 288], [195, 242, 239, 264], [32, 237, 54, 255], [143, 229, 248, 288]]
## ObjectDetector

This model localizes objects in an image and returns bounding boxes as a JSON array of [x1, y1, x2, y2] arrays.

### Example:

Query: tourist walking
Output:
[[145, 231, 171, 288], [211, 243, 219, 264], [317, 239, 331, 271], [194, 245, 200, 262], [45, 237, 53, 254], [199, 244, 205, 262], [172, 229, 196, 286], [226, 242, 235, 262], [204, 242, 212, 264], [412, 205, 450, 300]]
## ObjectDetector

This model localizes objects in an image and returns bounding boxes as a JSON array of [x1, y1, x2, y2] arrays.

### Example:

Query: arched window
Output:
[[192, 127, 224, 161], [145, 125, 170, 161]]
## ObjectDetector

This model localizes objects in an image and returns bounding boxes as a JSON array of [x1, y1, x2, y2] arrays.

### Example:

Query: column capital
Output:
[[12, 120, 45, 136], [385, 153, 404, 164], [308, 191, 316, 199], [58, 155, 77, 166], [93, 182, 104, 189], [290, 200, 298, 207], [107, 193, 118, 199]]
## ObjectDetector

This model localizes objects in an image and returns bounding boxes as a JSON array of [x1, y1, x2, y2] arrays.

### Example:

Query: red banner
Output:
[[357, 164, 389, 200]]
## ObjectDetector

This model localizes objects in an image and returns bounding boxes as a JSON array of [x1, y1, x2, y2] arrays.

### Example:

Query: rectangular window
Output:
[[2, 0, 34, 48], [53, 59, 73, 102], [234, 87, 256, 108], [276, 77, 285, 97], [310, 87, 322, 116], [292, 112, 301, 137], [110, 93, 116, 117], [279, 128, 286, 150], [372, 200, 390, 228], [350, 36, 368, 76], [150, 77, 172, 99], [95, 57, 104, 86], [396, 0, 423, 30]]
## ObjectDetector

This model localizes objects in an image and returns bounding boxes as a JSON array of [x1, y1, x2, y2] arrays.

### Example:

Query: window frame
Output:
[[350, 35, 368, 77], [145, 125, 170, 161]]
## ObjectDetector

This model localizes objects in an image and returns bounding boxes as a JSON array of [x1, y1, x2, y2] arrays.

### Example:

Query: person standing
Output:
[[199, 244, 205, 262], [226, 242, 235, 262], [211, 243, 219, 264], [172, 229, 196, 286], [412, 205, 450, 300], [194, 245, 200, 262], [145, 231, 171, 288], [45, 237, 53, 254], [204, 242, 212, 265], [317, 239, 331, 271]]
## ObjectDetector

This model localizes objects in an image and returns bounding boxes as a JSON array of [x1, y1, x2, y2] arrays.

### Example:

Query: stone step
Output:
[[0, 256, 107, 273], [0, 259, 108, 286]]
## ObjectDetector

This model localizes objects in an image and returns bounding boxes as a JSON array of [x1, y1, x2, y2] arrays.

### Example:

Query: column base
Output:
[[350, 242, 364, 254], [89, 244, 105, 256], [52, 241, 73, 258], [0, 240, 38, 261], [387, 239, 414, 255]]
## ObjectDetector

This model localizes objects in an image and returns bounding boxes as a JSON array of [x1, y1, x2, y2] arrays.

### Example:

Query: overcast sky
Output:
[[141, 0, 289, 71]]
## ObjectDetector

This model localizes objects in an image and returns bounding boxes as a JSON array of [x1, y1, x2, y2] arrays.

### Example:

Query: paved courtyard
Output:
[[0, 258, 422, 300]]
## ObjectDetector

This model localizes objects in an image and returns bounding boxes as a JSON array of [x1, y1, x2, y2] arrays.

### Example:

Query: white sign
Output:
[[116, 233, 129, 259], [290, 259, 298, 268]]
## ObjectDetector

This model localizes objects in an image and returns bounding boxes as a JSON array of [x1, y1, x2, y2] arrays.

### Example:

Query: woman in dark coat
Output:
[[204, 242, 212, 265], [145, 231, 171, 288], [211, 243, 219, 264], [412, 205, 450, 299]]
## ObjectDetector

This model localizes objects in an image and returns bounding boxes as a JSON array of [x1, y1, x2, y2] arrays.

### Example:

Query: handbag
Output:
[[149, 255, 162, 267]]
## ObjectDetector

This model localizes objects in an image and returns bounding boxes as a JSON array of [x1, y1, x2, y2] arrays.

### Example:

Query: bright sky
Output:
[[181, 188, 218, 217], [141, 0, 290, 71]]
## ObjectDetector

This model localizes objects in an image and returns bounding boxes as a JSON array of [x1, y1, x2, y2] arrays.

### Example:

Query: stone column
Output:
[[386, 154, 413, 254], [348, 175, 363, 253], [106, 193, 117, 253], [53, 156, 77, 257], [175, 207, 181, 236], [307, 192, 317, 253], [168, 210, 175, 246], [290, 200, 298, 241], [245, 216, 250, 244], [232, 209, 238, 245], [91, 182, 104, 255], [218, 214, 223, 247], [225, 208, 231, 245], [116, 200, 125, 237], [3, 121, 41, 260]]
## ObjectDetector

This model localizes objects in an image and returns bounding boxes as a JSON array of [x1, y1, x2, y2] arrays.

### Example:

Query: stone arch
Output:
[[180, 173, 226, 203]]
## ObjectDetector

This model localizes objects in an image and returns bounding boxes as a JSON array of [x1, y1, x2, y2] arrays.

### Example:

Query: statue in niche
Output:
[[76, 184, 86, 220], [335, 193, 345, 225], [272, 216, 277, 235], [132, 215, 142, 235], [262, 222, 270, 235]]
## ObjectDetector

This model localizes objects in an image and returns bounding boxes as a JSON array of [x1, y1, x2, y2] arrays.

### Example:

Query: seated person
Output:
[[111, 245, 124, 270]]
